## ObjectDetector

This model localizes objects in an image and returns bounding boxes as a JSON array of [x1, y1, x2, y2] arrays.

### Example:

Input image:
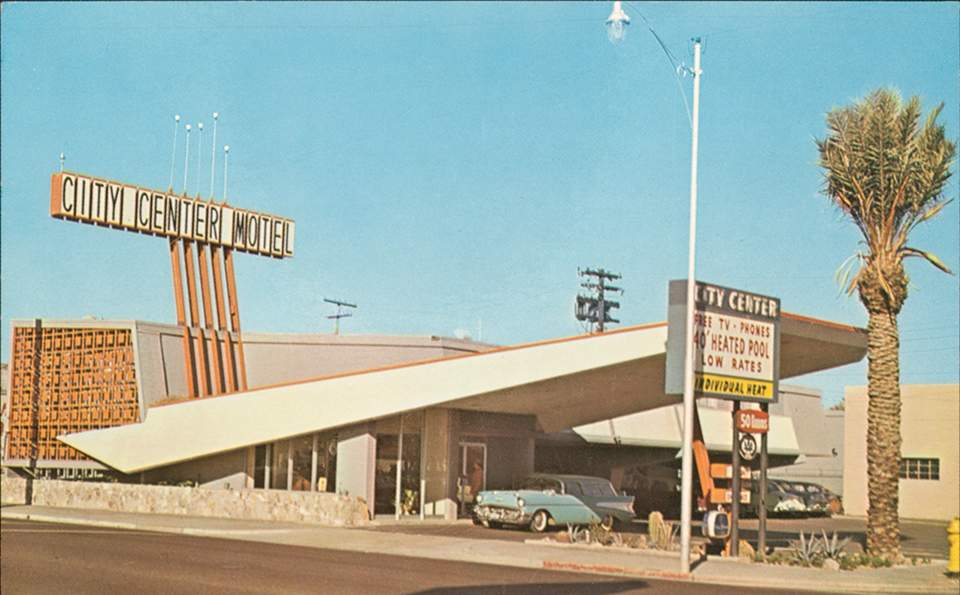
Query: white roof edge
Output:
[[574, 403, 801, 456], [62, 324, 669, 473]]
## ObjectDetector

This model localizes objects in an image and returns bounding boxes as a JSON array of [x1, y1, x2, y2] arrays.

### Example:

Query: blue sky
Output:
[[2, 2, 958, 408]]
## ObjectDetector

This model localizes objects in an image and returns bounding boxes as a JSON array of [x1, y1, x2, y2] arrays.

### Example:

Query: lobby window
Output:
[[900, 458, 939, 480]]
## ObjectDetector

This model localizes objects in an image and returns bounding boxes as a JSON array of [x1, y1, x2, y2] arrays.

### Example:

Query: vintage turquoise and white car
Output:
[[472, 473, 635, 532]]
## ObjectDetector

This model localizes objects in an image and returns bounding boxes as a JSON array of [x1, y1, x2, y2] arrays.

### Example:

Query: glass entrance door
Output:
[[458, 442, 486, 516]]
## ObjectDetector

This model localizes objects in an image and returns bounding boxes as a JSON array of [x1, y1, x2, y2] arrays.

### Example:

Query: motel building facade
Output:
[[3, 312, 870, 520]]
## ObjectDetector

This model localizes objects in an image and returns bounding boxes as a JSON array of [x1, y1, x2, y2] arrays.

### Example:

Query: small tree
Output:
[[816, 88, 955, 559]]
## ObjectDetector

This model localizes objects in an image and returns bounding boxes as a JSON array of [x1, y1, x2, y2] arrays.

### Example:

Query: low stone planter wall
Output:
[[1, 475, 370, 526]]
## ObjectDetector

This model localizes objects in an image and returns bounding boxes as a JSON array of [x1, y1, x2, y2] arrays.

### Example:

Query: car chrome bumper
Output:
[[473, 505, 531, 526]]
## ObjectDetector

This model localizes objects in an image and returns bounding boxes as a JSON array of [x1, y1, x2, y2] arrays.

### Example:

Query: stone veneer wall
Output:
[[1, 476, 370, 525]]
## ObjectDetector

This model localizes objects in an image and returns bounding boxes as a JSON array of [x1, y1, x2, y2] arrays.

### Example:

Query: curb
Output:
[[543, 559, 692, 581], [3, 509, 144, 532], [5, 508, 957, 594]]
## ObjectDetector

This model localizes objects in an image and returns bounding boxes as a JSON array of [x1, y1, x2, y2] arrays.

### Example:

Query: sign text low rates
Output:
[[666, 280, 781, 403]]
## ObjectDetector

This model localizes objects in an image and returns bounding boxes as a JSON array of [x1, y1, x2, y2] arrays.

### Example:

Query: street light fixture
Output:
[[605, 2, 702, 575], [605, 1, 630, 46]]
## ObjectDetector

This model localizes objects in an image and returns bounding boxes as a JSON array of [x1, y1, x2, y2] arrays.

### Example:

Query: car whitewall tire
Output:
[[601, 514, 614, 530], [530, 510, 550, 533]]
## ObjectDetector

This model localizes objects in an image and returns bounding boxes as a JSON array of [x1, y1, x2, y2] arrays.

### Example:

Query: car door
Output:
[[547, 479, 598, 524]]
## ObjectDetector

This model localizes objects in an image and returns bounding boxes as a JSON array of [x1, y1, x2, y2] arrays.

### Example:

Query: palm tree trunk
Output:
[[864, 306, 902, 560]]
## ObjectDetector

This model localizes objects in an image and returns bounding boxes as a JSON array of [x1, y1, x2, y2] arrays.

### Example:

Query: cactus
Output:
[[648, 511, 675, 549]]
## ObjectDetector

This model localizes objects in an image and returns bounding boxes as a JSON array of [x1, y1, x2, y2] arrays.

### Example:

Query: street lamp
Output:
[[605, 1, 630, 45], [605, 2, 702, 575]]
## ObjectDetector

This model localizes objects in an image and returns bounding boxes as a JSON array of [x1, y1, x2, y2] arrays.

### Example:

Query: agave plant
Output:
[[790, 531, 822, 566], [820, 530, 851, 561], [567, 524, 591, 544]]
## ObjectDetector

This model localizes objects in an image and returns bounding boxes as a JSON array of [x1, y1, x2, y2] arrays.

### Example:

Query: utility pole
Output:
[[324, 298, 356, 334], [575, 268, 622, 332], [26, 319, 42, 505]]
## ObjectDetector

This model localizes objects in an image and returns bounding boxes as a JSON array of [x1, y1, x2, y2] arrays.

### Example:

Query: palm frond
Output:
[[901, 247, 955, 275], [835, 252, 867, 297], [817, 88, 957, 302]]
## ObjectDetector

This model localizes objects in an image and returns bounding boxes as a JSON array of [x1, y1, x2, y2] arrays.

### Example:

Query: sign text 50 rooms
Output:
[[51, 172, 294, 258], [666, 280, 781, 403]]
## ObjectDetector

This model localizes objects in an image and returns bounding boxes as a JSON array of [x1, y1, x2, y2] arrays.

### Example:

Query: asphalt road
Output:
[[1, 519, 822, 595], [372, 515, 950, 559]]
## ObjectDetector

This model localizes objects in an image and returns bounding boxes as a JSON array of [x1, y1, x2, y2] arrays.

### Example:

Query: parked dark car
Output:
[[472, 473, 635, 532], [746, 479, 806, 517], [776, 480, 837, 516], [620, 465, 684, 519]]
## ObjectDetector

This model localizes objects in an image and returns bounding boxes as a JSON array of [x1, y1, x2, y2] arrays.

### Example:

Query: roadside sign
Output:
[[710, 464, 751, 479], [703, 511, 730, 539], [709, 488, 751, 505], [665, 280, 780, 403], [739, 433, 758, 461], [736, 409, 770, 434]]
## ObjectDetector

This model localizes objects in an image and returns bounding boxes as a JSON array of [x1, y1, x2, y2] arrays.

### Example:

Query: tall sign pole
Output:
[[602, 6, 707, 574], [26, 319, 42, 505], [678, 39, 702, 575], [758, 402, 770, 554], [730, 400, 742, 553]]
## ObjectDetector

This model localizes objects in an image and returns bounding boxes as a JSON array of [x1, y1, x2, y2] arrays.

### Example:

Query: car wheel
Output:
[[600, 514, 615, 531], [530, 510, 550, 533]]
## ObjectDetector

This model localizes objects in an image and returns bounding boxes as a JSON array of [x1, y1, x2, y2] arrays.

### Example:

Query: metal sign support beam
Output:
[[209, 245, 237, 392], [170, 238, 197, 398], [170, 235, 247, 399], [196, 242, 224, 394], [224, 247, 248, 390]]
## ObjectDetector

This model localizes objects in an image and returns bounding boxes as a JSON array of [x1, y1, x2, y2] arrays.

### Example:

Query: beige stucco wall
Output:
[[843, 384, 959, 521]]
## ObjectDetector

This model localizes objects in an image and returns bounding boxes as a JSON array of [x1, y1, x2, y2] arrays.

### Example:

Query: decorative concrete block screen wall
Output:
[[6, 325, 140, 463], [1, 476, 370, 526]]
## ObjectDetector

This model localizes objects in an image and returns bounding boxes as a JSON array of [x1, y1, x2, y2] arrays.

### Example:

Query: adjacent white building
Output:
[[843, 383, 960, 522]]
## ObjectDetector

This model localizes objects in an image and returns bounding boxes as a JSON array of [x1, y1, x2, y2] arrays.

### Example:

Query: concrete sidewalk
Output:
[[2, 505, 956, 594]]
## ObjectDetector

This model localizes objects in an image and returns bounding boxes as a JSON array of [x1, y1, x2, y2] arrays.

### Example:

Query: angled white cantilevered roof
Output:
[[572, 404, 800, 456], [62, 314, 866, 474]]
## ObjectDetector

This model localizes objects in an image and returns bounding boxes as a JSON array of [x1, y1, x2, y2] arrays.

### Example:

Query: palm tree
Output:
[[816, 88, 955, 560]]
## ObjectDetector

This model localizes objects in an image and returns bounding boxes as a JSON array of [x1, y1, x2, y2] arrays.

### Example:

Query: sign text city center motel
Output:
[[49, 170, 295, 400], [51, 172, 294, 258]]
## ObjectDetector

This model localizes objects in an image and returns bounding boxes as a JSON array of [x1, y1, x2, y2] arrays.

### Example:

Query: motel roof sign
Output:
[[50, 171, 295, 258]]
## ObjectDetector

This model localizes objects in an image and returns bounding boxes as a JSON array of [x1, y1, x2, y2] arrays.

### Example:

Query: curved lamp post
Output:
[[605, 1, 702, 575]]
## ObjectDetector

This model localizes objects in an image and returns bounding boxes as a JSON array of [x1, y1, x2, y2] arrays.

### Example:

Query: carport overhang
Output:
[[61, 313, 866, 474]]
